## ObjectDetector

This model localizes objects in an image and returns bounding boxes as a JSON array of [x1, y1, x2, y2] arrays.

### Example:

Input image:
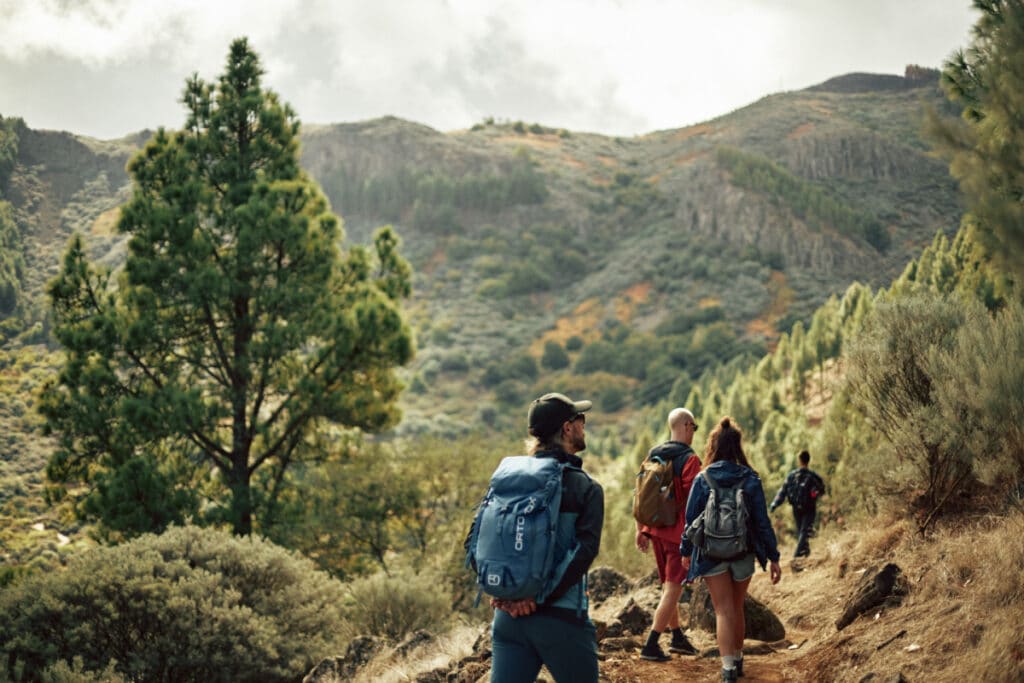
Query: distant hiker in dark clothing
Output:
[[770, 450, 825, 558], [681, 417, 781, 683], [634, 407, 702, 662], [485, 392, 604, 683]]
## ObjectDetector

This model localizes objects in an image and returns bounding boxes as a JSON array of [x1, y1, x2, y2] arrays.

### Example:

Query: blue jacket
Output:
[[679, 461, 780, 582]]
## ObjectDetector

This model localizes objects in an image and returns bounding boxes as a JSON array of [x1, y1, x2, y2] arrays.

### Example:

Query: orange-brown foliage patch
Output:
[[529, 298, 604, 355], [745, 272, 793, 350], [421, 246, 447, 275], [746, 317, 777, 340], [767, 272, 793, 315], [787, 122, 816, 140], [560, 154, 586, 169], [494, 134, 561, 149], [90, 207, 121, 236], [612, 282, 651, 322], [806, 99, 835, 116], [668, 123, 714, 142], [673, 150, 708, 167]]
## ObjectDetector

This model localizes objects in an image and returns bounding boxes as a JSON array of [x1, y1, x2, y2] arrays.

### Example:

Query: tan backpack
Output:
[[633, 454, 686, 527]]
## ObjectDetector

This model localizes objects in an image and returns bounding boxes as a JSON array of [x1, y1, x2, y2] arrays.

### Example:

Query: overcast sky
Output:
[[0, 0, 978, 140]]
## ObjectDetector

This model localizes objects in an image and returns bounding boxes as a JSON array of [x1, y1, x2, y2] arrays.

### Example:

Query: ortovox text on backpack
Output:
[[465, 456, 576, 602], [687, 471, 751, 561], [633, 456, 683, 527]]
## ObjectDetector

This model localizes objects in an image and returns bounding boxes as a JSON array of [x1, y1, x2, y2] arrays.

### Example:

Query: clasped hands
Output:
[[491, 597, 537, 617]]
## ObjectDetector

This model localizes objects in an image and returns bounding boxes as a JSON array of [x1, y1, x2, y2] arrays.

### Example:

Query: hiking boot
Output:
[[721, 666, 739, 682], [736, 657, 744, 677], [639, 642, 672, 662], [668, 633, 697, 655]]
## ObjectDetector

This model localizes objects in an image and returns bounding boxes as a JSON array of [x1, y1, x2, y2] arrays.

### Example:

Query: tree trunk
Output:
[[228, 461, 253, 535]]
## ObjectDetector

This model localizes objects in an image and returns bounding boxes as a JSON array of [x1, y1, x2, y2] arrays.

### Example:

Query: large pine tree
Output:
[[41, 39, 414, 537], [935, 0, 1024, 277]]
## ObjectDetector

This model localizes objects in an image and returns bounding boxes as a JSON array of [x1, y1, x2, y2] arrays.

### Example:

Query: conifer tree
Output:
[[934, 0, 1024, 277], [40, 39, 413, 537]]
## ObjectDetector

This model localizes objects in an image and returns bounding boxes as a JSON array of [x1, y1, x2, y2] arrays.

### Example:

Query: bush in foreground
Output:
[[0, 526, 348, 682]]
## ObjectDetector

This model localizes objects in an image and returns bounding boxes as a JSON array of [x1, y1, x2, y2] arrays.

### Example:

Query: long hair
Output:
[[702, 416, 752, 469], [526, 432, 563, 455]]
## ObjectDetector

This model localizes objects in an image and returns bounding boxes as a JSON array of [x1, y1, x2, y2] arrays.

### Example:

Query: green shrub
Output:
[[0, 526, 348, 682], [39, 658, 126, 683], [439, 353, 470, 373], [341, 568, 454, 641], [541, 340, 570, 370]]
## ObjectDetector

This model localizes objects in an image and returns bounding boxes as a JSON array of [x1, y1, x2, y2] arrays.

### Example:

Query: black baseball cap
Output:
[[528, 392, 592, 437]]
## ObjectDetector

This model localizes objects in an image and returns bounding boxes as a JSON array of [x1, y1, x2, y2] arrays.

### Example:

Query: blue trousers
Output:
[[491, 610, 598, 683]]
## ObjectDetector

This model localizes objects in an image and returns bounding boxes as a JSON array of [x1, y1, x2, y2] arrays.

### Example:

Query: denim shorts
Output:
[[702, 553, 755, 582]]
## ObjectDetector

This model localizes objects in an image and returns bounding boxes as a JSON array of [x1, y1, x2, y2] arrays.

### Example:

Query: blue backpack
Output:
[[465, 456, 576, 603]]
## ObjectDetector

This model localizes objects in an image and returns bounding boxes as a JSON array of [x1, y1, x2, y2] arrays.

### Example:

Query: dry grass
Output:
[[333, 511, 1024, 682], [754, 511, 1024, 682], [349, 622, 483, 683]]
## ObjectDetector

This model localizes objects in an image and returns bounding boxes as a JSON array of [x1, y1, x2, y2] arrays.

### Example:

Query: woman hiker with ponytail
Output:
[[680, 417, 781, 682]]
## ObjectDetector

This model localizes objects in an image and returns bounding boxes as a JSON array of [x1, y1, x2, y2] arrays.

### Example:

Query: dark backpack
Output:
[[789, 469, 821, 510], [633, 447, 691, 527], [686, 471, 751, 561], [465, 456, 577, 602]]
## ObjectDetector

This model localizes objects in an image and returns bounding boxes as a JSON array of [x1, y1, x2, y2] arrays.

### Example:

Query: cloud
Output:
[[0, 0, 979, 139]]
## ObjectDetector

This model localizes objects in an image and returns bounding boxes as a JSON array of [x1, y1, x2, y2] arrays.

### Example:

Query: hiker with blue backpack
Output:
[[770, 449, 826, 558], [681, 417, 781, 683], [633, 407, 702, 661], [464, 392, 604, 683]]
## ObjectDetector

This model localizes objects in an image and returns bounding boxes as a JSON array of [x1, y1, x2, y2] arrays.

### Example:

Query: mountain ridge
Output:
[[0, 69, 963, 434]]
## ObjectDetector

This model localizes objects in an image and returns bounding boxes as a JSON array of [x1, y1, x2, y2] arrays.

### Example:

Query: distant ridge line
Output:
[[807, 71, 938, 94]]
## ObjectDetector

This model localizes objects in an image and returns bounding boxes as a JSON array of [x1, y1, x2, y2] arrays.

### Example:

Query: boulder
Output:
[[836, 563, 908, 631], [614, 597, 653, 635], [396, 629, 435, 658], [632, 569, 662, 590], [688, 582, 785, 642], [597, 618, 625, 640], [471, 626, 492, 659], [414, 667, 447, 682], [599, 636, 640, 652], [302, 657, 344, 683], [303, 635, 385, 682], [448, 662, 490, 682], [587, 566, 630, 606]]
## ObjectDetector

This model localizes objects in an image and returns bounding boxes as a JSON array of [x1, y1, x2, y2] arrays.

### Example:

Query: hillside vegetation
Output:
[[2, 11, 1023, 678]]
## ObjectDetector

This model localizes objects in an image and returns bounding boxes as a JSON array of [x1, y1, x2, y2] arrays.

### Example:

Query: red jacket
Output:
[[638, 441, 701, 543]]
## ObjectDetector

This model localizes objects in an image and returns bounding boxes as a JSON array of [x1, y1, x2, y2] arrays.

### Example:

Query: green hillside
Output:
[[0, 69, 964, 570], [296, 72, 962, 435]]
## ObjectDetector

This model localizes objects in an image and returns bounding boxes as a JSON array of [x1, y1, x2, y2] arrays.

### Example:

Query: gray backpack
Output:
[[688, 470, 750, 561]]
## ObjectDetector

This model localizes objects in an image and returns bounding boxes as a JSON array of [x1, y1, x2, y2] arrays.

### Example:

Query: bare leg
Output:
[[731, 576, 751, 654], [704, 573, 738, 657], [652, 581, 683, 631]]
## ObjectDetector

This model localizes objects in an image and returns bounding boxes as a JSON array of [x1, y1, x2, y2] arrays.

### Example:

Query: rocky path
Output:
[[599, 633, 811, 682]]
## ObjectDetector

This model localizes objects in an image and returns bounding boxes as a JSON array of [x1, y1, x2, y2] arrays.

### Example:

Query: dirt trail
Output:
[[599, 630, 813, 683], [588, 553, 829, 682]]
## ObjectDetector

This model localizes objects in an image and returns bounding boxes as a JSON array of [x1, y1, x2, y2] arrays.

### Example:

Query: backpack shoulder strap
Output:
[[672, 444, 694, 478], [700, 470, 718, 495]]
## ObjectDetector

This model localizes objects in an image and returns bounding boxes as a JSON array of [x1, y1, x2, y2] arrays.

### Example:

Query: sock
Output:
[[722, 654, 738, 670], [645, 630, 661, 649], [671, 627, 685, 640]]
